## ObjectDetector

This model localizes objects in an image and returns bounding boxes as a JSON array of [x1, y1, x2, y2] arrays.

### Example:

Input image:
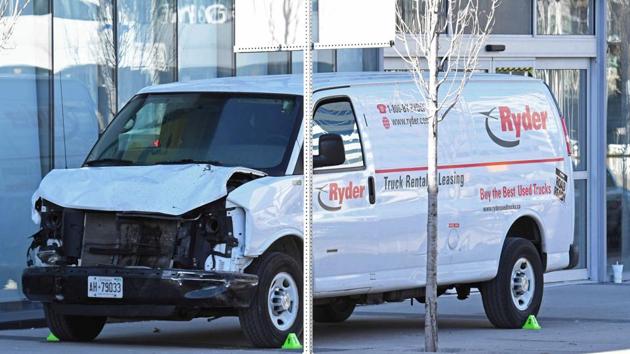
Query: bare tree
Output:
[[0, 0, 29, 50], [394, 0, 498, 351]]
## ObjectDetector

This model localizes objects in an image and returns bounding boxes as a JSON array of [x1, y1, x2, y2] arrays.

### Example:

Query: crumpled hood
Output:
[[32, 164, 265, 223]]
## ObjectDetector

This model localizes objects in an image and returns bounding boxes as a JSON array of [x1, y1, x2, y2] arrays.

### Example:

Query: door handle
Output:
[[368, 176, 376, 204]]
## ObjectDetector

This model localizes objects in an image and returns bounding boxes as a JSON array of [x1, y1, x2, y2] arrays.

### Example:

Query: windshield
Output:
[[86, 93, 302, 175]]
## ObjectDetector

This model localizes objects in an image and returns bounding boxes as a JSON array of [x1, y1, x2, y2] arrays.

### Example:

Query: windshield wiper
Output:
[[84, 158, 134, 167], [152, 159, 223, 166]]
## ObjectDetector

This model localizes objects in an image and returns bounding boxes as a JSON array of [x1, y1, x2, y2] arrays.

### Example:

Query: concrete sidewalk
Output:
[[0, 282, 628, 353], [315, 282, 630, 353]]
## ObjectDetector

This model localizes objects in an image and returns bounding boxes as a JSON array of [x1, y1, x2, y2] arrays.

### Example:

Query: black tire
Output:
[[44, 304, 106, 341], [239, 252, 302, 348], [314, 298, 356, 323], [480, 237, 544, 328]]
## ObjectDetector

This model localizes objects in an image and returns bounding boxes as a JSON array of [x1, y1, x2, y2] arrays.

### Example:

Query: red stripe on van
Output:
[[375, 157, 564, 174]]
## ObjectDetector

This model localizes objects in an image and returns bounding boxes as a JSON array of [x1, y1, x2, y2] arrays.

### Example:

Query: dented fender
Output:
[[227, 176, 303, 257]]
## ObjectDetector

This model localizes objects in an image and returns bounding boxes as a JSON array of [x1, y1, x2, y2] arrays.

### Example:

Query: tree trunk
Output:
[[424, 2, 440, 352]]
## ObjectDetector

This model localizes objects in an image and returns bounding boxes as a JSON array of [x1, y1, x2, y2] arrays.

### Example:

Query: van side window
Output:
[[313, 100, 364, 170]]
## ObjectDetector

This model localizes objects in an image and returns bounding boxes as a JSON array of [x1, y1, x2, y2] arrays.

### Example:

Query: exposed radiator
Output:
[[81, 213, 178, 268]]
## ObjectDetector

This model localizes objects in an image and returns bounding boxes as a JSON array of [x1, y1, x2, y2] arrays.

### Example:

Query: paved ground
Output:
[[0, 282, 629, 353]]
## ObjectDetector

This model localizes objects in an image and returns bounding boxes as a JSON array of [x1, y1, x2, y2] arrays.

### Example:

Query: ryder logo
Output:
[[317, 182, 366, 212], [480, 106, 548, 148]]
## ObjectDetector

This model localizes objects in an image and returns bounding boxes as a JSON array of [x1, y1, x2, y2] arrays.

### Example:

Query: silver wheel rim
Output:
[[267, 272, 299, 331], [510, 257, 535, 311]]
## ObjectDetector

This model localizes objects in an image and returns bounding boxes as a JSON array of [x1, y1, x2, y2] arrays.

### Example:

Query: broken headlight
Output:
[[27, 199, 72, 266]]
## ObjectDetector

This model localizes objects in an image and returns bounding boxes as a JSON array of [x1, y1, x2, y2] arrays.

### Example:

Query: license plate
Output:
[[87, 276, 123, 298]]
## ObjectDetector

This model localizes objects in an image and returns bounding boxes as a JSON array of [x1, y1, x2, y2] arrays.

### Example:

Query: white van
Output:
[[22, 73, 576, 348]]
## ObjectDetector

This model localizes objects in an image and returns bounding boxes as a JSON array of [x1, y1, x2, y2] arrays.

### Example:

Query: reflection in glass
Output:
[[574, 180, 587, 269], [396, 0, 446, 34], [336, 50, 362, 72], [292, 50, 337, 74], [537, 0, 593, 35], [0, 0, 387, 310], [396, 0, 419, 33], [466, 0, 532, 34], [54, 0, 115, 168], [534, 69, 587, 171], [313, 101, 364, 170], [0, 0, 51, 302], [88, 93, 301, 176], [397, 0, 532, 35], [316, 50, 335, 73], [178, 0, 234, 80], [236, 52, 291, 76], [426, 0, 531, 35], [117, 0, 177, 108], [337, 49, 380, 72], [606, 0, 630, 274]]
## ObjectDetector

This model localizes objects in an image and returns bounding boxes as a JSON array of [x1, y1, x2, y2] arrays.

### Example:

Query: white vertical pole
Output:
[[302, 0, 314, 353]]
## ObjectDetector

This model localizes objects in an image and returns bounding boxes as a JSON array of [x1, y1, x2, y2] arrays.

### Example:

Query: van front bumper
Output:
[[22, 266, 258, 319]]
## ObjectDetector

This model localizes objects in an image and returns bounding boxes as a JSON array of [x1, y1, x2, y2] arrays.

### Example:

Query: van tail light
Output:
[[560, 116, 572, 156]]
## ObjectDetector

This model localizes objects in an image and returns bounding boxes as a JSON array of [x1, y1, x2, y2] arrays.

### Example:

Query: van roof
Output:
[[139, 72, 543, 96]]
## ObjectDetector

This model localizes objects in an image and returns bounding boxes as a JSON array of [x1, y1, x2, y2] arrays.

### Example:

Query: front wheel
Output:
[[239, 252, 302, 348], [480, 238, 543, 328], [44, 304, 106, 341]]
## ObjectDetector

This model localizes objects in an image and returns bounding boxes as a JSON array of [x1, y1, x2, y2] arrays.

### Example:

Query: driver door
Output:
[[311, 97, 378, 294]]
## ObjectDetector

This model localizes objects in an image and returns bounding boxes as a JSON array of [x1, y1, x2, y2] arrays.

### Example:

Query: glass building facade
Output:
[[395, 0, 596, 279], [0, 0, 380, 305], [606, 0, 630, 272], [0, 0, 628, 315], [394, 0, 630, 283]]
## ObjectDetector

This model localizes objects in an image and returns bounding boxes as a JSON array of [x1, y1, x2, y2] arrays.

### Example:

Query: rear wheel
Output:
[[239, 252, 302, 348], [44, 304, 106, 341], [480, 238, 543, 328], [314, 298, 356, 323]]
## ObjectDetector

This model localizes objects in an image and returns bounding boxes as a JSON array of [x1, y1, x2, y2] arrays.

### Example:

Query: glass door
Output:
[[492, 58, 590, 282]]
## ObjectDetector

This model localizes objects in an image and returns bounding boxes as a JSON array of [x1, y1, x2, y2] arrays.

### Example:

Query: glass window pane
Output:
[[89, 93, 301, 176], [458, 0, 532, 35], [534, 69, 587, 170], [54, 0, 115, 169], [178, 0, 234, 81], [316, 49, 335, 73], [337, 49, 363, 72], [313, 101, 364, 170], [396, 0, 447, 34], [399, 0, 532, 35], [236, 52, 290, 76], [362, 49, 381, 71], [574, 180, 587, 269], [606, 0, 630, 273], [292, 50, 337, 74], [337, 49, 381, 72], [397, 0, 418, 32], [0, 0, 51, 302], [537, 0, 594, 35], [491, 0, 532, 34], [117, 0, 177, 108]]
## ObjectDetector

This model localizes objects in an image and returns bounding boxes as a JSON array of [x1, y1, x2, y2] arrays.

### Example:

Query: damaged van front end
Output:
[[21, 90, 304, 347], [23, 164, 265, 319]]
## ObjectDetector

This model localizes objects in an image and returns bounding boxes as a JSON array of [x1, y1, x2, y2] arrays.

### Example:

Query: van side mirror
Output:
[[314, 134, 345, 168]]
